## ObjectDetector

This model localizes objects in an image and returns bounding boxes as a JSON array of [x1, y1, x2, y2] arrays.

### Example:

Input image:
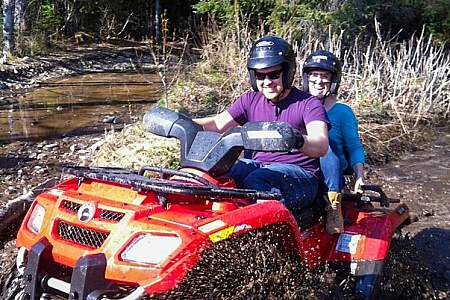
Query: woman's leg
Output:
[[320, 147, 344, 234], [320, 147, 343, 192]]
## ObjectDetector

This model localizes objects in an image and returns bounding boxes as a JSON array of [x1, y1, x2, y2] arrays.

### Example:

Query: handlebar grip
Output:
[[361, 184, 392, 207], [293, 129, 305, 149]]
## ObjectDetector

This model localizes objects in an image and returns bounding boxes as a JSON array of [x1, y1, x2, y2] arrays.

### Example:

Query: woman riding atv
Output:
[[302, 50, 367, 234]]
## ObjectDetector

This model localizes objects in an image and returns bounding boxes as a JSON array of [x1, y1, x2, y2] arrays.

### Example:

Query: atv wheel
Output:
[[354, 273, 382, 300], [378, 233, 436, 300], [0, 241, 26, 300], [325, 230, 436, 300], [1, 267, 26, 300]]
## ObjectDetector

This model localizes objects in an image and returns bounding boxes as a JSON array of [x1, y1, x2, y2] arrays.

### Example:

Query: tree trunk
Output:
[[234, 0, 240, 48], [2, 0, 15, 63], [14, 0, 27, 33], [63, 0, 80, 37], [155, 0, 161, 42]]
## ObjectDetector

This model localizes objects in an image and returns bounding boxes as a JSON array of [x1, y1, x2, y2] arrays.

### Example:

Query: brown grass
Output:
[[90, 123, 180, 170], [90, 20, 447, 169]]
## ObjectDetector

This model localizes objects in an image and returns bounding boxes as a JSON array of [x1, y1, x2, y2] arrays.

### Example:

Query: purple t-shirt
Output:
[[227, 87, 328, 178]]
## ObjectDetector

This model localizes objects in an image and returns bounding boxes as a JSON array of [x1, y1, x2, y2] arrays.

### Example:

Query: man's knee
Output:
[[243, 168, 273, 189], [229, 159, 261, 187]]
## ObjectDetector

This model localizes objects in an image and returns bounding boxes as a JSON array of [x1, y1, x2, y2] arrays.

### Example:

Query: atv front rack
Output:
[[61, 165, 282, 201]]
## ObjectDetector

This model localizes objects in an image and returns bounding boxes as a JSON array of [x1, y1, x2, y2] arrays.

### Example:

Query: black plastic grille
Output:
[[58, 221, 109, 249], [61, 200, 81, 212], [100, 209, 125, 222], [60, 200, 125, 222]]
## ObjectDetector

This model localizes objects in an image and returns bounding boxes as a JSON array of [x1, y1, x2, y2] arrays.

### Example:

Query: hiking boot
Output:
[[326, 192, 344, 234]]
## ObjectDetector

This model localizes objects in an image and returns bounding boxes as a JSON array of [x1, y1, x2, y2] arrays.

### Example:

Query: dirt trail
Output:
[[0, 44, 448, 298], [369, 129, 450, 295]]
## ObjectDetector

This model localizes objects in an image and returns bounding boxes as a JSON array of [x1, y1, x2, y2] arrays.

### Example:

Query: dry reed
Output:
[[91, 19, 448, 169], [90, 123, 180, 170]]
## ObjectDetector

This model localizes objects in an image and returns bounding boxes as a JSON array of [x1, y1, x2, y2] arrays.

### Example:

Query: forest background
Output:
[[1, 0, 450, 168]]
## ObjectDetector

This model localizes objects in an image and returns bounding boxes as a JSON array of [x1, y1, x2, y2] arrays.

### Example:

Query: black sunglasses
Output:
[[255, 69, 282, 81]]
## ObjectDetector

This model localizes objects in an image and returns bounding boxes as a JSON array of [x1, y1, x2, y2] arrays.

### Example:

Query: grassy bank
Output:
[[91, 26, 449, 169]]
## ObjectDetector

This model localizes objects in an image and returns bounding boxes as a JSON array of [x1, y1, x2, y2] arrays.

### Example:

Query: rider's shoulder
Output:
[[335, 101, 357, 114]]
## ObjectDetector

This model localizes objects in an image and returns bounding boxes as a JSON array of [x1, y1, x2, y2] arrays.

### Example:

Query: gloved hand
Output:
[[293, 129, 305, 150], [354, 177, 365, 194]]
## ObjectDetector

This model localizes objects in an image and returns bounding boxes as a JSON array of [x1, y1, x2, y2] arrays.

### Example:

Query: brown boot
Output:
[[326, 192, 344, 234]]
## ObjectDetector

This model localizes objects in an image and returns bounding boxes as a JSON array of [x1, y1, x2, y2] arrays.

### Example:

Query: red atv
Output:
[[3, 107, 412, 300]]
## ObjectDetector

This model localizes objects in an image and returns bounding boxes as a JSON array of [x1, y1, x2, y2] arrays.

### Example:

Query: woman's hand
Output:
[[354, 177, 365, 193]]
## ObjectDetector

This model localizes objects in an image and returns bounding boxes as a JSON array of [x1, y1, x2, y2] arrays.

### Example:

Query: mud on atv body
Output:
[[9, 107, 411, 300]]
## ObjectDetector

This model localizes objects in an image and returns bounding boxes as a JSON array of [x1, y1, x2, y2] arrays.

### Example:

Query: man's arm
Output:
[[193, 110, 239, 133], [299, 120, 329, 157]]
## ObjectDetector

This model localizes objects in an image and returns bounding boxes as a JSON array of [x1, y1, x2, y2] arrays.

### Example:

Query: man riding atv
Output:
[[194, 35, 329, 212], [2, 36, 412, 300]]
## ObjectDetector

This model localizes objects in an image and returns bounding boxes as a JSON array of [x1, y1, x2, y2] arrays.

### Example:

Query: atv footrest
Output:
[[291, 201, 326, 229]]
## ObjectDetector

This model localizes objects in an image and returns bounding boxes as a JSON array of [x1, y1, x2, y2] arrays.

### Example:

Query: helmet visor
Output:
[[247, 55, 286, 70]]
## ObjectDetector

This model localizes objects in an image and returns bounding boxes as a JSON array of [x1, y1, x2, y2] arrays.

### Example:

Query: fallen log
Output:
[[0, 178, 58, 243]]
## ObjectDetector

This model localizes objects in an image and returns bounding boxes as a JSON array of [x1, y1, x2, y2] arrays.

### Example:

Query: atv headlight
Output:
[[121, 233, 181, 265], [27, 203, 45, 234]]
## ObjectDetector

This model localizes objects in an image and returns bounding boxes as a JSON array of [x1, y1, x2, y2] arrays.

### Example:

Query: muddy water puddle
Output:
[[0, 72, 162, 142], [369, 130, 450, 294], [370, 131, 450, 233]]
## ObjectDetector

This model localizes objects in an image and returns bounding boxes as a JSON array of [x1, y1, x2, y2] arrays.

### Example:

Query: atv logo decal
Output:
[[77, 203, 96, 223], [335, 233, 362, 255], [233, 224, 252, 233], [312, 55, 328, 63], [256, 41, 274, 47]]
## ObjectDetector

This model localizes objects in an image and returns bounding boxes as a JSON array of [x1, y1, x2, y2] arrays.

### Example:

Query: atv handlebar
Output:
[[343, 184, 399, 207], [143, 107, 304, 176]]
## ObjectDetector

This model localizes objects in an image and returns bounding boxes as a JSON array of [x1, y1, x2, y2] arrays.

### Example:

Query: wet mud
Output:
[[0, 132, 448, 299], [0, 72, 162, 142], [368, 129, 450, 298], [0, 47, 448, 298]]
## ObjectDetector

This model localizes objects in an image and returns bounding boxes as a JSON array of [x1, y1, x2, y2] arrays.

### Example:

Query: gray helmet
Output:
[[247, 36, 296, 91], [302, 50, 342, 95]]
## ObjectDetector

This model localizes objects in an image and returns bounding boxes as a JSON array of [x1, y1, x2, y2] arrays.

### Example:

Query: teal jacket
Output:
[[327, 102, 365, 171]]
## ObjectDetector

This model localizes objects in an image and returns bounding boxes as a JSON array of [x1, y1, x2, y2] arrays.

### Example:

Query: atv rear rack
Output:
[[343, 184, 400, 207], [61, 165, 282, 201]]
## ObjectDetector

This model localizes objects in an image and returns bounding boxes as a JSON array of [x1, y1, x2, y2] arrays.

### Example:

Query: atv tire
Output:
[[378, 233, 436, 300], [0, 241, 26, 300], [1, 266, 26, 300], [0, 178, 58, 245], [342, 231, 437, 300]]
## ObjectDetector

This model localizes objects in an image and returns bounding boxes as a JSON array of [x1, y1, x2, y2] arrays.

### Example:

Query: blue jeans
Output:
[[320, 147, 344, 192], [228, 159, 319, 210]]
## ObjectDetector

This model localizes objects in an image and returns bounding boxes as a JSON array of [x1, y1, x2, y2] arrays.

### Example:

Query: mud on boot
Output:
[[326, 192, 344, 234]]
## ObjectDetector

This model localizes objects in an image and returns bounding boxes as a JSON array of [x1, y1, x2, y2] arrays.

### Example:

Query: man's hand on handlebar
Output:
[[293, 130, 305, 150]]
